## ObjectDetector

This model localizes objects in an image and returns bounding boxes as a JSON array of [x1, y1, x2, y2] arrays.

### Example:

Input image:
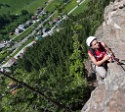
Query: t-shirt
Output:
[[88, 42, 107, 61]]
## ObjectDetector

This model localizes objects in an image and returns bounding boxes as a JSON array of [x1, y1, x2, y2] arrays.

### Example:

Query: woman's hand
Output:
[[103, 54, 110, 61]]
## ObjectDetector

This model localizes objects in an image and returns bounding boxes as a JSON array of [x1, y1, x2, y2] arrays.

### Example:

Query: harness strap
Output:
[[89, 42, 106, 58]]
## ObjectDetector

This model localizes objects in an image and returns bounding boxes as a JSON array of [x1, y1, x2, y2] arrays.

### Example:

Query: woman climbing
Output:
[[86, 36, 115, 79]]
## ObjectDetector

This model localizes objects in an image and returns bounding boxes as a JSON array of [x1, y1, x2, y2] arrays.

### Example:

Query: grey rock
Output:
[[82, 0, 125, 112]]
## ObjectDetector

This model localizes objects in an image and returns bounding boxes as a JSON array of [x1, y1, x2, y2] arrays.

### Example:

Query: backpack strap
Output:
[[89, 42, 106, 58], [89, 48, 96, 57]]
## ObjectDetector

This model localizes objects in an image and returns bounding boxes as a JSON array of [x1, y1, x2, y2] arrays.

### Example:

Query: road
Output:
[[67, 0, 86, 15], [1, 0, 54, 67], [1, 0, 86, 68], [8, 0, 56, 56]]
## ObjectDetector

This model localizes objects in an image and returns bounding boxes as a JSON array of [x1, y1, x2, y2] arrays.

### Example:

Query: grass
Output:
[[12, 39, 34, 57], [13, 26, 34, 42], [63, 0, 78, 13], [72, 0, 89, 14], [0, 0, 47, 15], [1, 0, 89, 65], [51, 11, 59, 20], [45, 1, 58, 13], [9, 34, 16, 39], [45, 0, 87, 15]]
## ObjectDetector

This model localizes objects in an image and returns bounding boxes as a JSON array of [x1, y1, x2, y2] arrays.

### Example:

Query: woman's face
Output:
[[91, 39, 100, 49]]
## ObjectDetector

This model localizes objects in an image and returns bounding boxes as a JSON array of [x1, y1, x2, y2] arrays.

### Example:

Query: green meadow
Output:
[[72, 0, 89, 14], [63, 0, 78, 13], [45, 0, 58, 13], [0, 0, 47, 15], [0, 0, 89, 16]]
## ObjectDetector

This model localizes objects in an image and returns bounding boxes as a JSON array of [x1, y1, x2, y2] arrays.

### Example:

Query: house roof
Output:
[[7, 58, 17, 67], [53, 17, 59, 22], [37, 7, 43, 10], [8, 81, 16, 87], [18, 24, 25, 28], [15, 28, 23, 33], [32, 16, 37, 20], [9, 32, 14, 36], [49, 21, 53, 25], [26, 20, 32, 24], [37, 36, 43, 41], [0, 43, 5, 48]]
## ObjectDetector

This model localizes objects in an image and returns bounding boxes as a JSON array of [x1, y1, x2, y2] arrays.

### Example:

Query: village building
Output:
[[17, 53, 24, 59], [7, 81, 17, 89], [53, 17, 59, 22], [15, 24, 27, 35], [7, 81, 20, 95], [44, 2, 47, 4], [26, 20, 33, 26], [35, 10, 41, 15], [37, 29, 43, 35], [0, 43, 6, 49], [9, 32, 14, 36], [42, 10, 47, 15], [35, 35, 43, 41], [0, 41, 8, 49], [6, 41, 14, 48], [56, 21, 61, 26], [32, 16, 37, 20], [7, 58, 17, 67], [15, 28, 23, 35], [37, 7, 43, 11], [49, 21, 54, 26], [18, 24, 27, 30]]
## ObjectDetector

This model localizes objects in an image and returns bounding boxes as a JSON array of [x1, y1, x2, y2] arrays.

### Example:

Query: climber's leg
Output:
[[96, 66, 107, 78]]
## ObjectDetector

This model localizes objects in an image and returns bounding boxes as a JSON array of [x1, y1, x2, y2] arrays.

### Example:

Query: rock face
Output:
[[82, 0, 125, 112]]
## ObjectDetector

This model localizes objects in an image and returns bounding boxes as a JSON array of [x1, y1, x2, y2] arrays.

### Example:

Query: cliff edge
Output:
[[82, 0, 125, 112]]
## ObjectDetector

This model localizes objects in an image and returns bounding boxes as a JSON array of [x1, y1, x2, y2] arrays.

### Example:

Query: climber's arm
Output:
[[102, 42, 115, 57], [105, 45, 115, 56], [88, 53, 110, 66]]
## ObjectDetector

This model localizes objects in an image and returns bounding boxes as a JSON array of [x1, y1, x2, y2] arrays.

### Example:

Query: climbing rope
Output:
[[116, 60, 125, 72], [109, 56, 125, 72]]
